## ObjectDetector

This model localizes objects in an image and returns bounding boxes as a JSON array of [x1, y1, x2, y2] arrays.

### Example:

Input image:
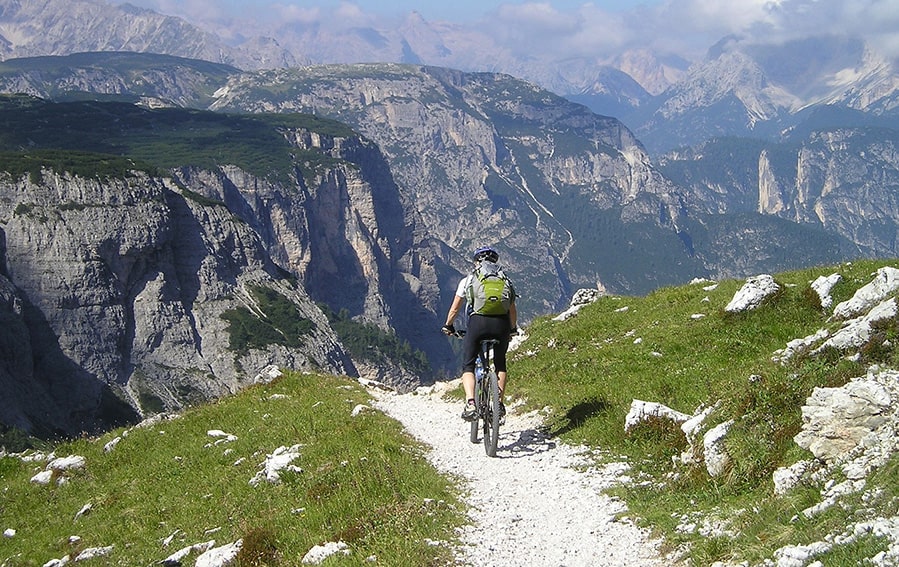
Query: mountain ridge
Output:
[[5, 0, 899, 165], [0, 56, 886, 393]]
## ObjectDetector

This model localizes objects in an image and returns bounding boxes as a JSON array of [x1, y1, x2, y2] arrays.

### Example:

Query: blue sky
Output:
[[113, 1, 899, 60]]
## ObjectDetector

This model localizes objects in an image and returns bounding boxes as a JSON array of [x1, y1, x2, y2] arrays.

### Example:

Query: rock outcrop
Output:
[[0, 166, 354, 436], [794, 373, 894, 462]]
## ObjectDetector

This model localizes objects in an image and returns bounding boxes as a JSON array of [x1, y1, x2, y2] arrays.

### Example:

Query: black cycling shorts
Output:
[[462, 314, 511, 373]]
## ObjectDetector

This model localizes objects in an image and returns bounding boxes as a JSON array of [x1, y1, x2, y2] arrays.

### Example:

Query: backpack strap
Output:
[[464, 271, 476, 304]]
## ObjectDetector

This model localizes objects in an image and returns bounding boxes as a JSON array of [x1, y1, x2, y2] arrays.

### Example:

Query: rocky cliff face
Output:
[[662, 126, 899, 260], [0, 54, 870, 340], [208, 64, 701, 307], [167, 129, 451, 388], [0, 51, 239, 108], [0, 55, 885, 438], [0, 165, 356, 436]]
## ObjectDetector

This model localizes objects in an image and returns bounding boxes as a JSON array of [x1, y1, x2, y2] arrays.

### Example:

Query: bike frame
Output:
[[471, 338, 501, 457]]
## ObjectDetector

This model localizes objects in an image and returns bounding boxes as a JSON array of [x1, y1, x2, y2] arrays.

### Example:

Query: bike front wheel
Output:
[[469, 398, 479, 444], [483, 370, 501, 457]]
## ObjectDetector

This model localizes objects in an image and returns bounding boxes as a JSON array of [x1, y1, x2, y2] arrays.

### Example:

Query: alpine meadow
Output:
[[1, 0, 899, 565]]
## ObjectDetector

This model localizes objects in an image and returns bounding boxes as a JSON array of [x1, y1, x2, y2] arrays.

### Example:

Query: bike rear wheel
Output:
[[483, 369, 501, 457]]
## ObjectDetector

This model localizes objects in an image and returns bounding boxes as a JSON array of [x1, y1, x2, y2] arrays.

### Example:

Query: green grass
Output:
[[508, 258, 899, 564], [4, 260, 897, 566], [0, 95, 357, 185], [0, 149, 156, 184], [0, 373, 463, 566]]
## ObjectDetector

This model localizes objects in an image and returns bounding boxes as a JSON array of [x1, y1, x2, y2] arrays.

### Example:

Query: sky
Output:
[[122, 0, 664, 23], [111, 0, 899, 61]]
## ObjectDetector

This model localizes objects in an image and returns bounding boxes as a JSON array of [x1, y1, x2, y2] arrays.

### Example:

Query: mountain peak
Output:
[[0, 0, 292, 70]]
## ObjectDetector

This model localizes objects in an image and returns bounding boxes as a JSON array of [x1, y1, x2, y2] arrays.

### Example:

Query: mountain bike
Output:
[[450, 330, 502, 457], [471, 338, 502, 457]]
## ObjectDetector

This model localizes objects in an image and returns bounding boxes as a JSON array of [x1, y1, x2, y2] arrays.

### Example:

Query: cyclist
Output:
[[442, 246, 518, 421]]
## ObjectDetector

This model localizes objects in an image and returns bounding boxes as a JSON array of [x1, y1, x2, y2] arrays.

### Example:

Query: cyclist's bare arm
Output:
[[443, 294, 465, 335]]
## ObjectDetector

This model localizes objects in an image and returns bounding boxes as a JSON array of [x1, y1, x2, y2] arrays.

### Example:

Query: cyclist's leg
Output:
[[489, 315, 512, 413], [460, 316, 484, 419], [461, 364, 477, 420], [461, 370, 477, 421], [460, 316, 481, 400]]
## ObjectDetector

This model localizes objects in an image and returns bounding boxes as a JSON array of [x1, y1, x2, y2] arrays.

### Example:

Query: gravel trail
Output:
[[368, 379, 666, 566]]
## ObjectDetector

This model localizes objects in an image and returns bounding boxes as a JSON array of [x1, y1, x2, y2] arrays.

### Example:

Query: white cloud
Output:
[[484, 3, 633, 59], [479, 0, 802, 61], [334, 2, 373, 25], [676, 0, 778, 33], [270, 3, 321, 25], [494, 2, 579, 32], [151, 0, 229, 23]]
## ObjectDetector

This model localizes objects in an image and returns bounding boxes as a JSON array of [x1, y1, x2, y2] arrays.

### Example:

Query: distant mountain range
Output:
[[2, 0, 899, 434], [2, 0, 897, 156]]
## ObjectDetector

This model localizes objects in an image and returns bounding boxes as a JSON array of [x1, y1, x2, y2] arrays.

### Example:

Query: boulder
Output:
[[624, 400, 690, 433], [553, 288, 604, 322], [249, 444, 303, 486], [679, 403, 719, 466], [725, 275, 780, 313], [794, 379, 892, 461], [772, 460, 817, 496], [703, 420, 734, 477], [813, 298, 897, 354], [195, 540, 243, 567], [302, 541, 350, 565], [832, 266, 899, 320], [810, 273, 842, 310]]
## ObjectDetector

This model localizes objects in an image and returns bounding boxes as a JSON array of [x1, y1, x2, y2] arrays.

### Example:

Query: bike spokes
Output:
[[483, 370, 500, 457]]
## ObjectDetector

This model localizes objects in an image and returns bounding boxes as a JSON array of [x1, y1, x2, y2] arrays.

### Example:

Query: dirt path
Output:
[[368, 379, 665, 566]]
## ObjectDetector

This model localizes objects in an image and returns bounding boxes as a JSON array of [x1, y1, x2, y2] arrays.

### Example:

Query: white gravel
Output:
[[369, 379, 666, 566]]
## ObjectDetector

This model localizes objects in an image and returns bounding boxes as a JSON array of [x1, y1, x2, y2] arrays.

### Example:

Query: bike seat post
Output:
[[481, 339, 498, 370]]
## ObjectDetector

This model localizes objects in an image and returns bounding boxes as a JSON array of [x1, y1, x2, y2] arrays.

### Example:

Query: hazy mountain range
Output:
[[3, 0, 899, 434], [3, 0, 899, 156]]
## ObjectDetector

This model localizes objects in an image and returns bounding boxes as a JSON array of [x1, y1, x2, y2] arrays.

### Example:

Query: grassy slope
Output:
[[0, 94, 357, 184], [0, 373, 462, 566], [3, 260, 898, 566], [509, 258, 899, 564]]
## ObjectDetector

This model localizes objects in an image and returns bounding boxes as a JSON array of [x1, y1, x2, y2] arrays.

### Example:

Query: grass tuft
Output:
[[236, 525, 280, 566]]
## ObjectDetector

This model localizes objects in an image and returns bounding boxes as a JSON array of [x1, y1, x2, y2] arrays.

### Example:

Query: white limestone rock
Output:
[[725, 275, 780, 313]]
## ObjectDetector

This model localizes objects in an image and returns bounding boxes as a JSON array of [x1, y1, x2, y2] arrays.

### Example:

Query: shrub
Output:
[[318, 303, 430, 374], [221, 286, 315, 355], [236, 526, 280, 566], [0, 425, 35, 453]]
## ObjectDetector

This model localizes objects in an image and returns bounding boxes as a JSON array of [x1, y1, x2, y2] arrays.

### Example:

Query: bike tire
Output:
[[483, 369, 501, 457], [469, 381, 480, 444]]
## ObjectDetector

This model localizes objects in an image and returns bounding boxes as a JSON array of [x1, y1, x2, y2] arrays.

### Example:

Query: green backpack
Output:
[[467, 261, 514, 316]]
